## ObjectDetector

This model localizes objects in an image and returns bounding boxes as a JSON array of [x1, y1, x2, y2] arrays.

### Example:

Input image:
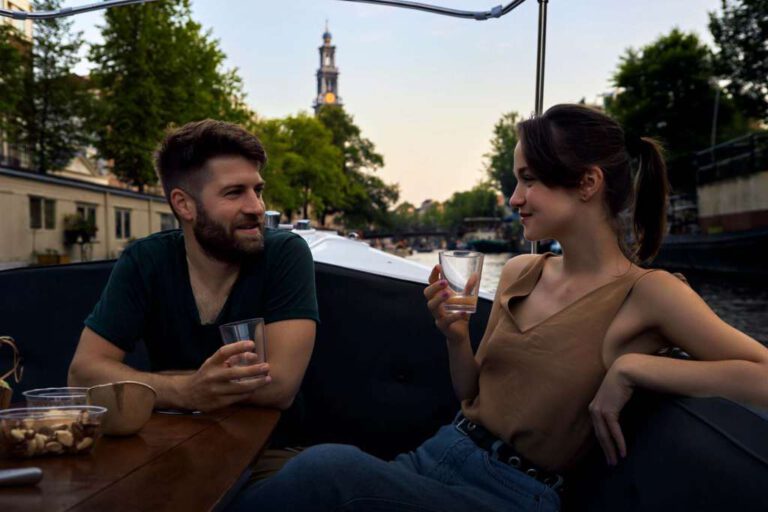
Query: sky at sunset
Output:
[[64, 0, 723, 204]]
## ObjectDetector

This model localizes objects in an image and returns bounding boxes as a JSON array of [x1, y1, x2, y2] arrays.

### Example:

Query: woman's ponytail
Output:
[[632, 137, 669, 263]]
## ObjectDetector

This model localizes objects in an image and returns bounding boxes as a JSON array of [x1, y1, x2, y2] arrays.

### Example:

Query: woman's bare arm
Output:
[[616, 271, 768, 407]]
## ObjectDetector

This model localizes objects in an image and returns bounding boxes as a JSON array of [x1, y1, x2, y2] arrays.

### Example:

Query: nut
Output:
[[45, 441, 64, 453], [9, 429, 25, 442], [34, 434, 47, 452], [55, 430, 74, 447], [76, 437, 93, 452], [25, 439, 37, 456]]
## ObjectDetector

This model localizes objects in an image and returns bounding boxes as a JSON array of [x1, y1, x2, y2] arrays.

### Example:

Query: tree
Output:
[[606, 29, 748, 189], [442, 184, 501, 231], [485, 112, 519, 199], [90, 0, 252, 190], [0, 26, 26, 139], [709, 0, 768, 123], [340, 172, 400, 230], [263, 114, 344, 220], [316, 104, 398, 228], [250, 117, 302, 217], [317, 105, 384, 174], [15, 0, 91, 173]]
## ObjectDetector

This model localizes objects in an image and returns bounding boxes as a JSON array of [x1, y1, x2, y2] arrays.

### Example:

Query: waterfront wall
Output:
[[698, 170, 768, 233]]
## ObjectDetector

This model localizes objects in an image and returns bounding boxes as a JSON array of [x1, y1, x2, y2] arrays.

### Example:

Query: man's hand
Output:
[[178, 341, 271, 412]]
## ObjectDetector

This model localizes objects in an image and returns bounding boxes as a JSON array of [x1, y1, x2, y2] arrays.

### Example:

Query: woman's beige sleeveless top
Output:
[[461, 253, 656, 471]]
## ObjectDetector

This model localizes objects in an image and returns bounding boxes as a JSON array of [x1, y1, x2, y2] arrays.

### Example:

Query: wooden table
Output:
[[0, 406, 280, 512]]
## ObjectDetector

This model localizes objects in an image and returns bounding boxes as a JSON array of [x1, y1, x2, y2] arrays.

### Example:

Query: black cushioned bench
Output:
[[1, 260, 766, 511]]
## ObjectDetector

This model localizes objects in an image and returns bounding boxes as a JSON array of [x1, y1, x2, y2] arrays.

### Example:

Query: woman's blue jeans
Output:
[[229, 423, 561, 512]]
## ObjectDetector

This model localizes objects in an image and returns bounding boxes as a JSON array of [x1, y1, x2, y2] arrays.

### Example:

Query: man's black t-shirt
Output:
[[84, 229, 319, 371]]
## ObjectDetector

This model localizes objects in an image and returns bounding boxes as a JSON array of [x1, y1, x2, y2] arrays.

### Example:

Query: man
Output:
[[68, 120, 318, 413]]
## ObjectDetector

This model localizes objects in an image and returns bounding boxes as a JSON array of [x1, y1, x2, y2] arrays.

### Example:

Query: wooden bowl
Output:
[[87, 381, 157, 436]]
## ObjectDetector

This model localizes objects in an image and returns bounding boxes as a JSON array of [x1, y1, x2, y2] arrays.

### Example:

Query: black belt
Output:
[[454, 415, 564, 492]]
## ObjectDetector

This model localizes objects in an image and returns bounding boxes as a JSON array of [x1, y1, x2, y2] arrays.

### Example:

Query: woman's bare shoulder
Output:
[[633, 268, 690, 294], [627, 268, 697, 315]]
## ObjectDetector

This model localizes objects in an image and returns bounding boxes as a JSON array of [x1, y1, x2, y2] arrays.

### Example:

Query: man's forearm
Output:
[[244, 375, 296, 410], [68, 357, 190, 409]]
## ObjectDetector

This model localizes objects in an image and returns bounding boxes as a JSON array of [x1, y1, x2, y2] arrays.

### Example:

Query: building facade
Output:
[[1, 0, 32, 170], [0, 166, 177, 269], [0, 0, 32, 40], [313, 23, 342, 113]]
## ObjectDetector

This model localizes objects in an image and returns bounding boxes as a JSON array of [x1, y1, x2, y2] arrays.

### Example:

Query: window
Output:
[[115, 209, 131, 239], [160, 213, 177, 231], [29, 196, 56, 229], [77, 204, 97, 227]]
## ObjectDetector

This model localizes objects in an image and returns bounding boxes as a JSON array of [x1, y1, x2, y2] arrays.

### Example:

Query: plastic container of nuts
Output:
[[23, 387, 89, 407], [0, 406, 107, 458]]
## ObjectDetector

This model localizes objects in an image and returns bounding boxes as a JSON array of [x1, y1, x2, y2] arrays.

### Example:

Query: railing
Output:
[[0, 144, 33, 170], [695, 132, 768, 185]]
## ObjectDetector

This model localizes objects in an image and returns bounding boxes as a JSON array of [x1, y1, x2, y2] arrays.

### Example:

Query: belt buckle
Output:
[[543, 474, 565, 493]]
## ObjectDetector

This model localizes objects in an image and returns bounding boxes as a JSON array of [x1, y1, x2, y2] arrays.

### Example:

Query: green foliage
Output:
[[63, 213, 97, 236], [63, 213, 97, 244], [250, 117, 301, 215], [251, 114, 344, 219], [315, 105, 398, 228], [10, 0, 91, 173], [485, 112, 519, 199], [340, 171, 400, 230], [606, 29, 749, 187], [389, 183, 500, 233], [709, 0, 768, 123], [316, 105, 384, 173], [90, 0, 252, 190], [442, 184, 501, 230], [0, 26, 25, 137]]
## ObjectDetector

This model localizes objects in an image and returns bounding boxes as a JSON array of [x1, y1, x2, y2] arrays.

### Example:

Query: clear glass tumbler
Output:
[[219, 318, 267, 367], [438, 250, 484, 314]]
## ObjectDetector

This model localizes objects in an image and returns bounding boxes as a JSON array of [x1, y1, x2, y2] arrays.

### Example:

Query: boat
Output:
[[1, 2, 767, 511], [461, 217, 512, 253], [655, 132, 768, 276]]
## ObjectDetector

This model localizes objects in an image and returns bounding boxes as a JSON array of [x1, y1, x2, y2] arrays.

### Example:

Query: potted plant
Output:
[[63, 214, 98, 245], [36, 249, 70, 266]]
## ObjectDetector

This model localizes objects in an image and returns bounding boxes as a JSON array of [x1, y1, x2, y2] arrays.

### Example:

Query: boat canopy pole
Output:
[[531, 0, 548, 255], [0, 0, 529, 21], [1, 0, 548, 254], [336, 0, 527, 20], [0, 0, 161, 20]]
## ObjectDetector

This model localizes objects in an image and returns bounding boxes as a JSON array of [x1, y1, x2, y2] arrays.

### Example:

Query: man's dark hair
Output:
[[155, 119, 267, 200]]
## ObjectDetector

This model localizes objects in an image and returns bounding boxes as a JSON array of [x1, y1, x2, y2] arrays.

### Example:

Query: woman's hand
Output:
[[589, 356, 636, 466], [424, 265, 470, 344]]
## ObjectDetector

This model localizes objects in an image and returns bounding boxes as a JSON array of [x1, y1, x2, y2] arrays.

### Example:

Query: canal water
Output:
[[406, 251, 768, 345]]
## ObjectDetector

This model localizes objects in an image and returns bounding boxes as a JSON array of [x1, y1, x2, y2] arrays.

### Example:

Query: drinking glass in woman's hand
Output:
[[425, 265, 471, 344], [438, 250, 484, 314]]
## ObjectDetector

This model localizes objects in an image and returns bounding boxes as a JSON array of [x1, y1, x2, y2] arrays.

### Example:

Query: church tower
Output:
[[314, 22, 342, 113]]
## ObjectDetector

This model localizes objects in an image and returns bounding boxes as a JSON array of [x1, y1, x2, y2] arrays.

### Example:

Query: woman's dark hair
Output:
[[155, 119, 267, 200], [516, 104, 669, 263]]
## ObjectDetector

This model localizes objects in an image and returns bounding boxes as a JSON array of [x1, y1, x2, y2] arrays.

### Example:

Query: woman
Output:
[[231, 104, 768, 512]]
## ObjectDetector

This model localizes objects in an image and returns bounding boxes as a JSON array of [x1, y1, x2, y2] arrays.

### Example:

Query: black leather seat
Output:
[[1, 261, 766, 511]]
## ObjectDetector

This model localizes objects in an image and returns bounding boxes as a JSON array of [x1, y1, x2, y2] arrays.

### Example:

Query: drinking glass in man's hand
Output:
[[438, 250, 484, 314], [219, 318, 267, 368]]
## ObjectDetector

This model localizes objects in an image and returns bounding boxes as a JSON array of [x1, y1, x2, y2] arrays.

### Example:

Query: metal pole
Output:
[[710, 86, 721, 167], [531, 0, 548, 255]]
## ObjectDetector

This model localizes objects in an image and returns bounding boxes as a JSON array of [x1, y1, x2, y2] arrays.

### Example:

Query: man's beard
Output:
[[192, 206, 265, 263]]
